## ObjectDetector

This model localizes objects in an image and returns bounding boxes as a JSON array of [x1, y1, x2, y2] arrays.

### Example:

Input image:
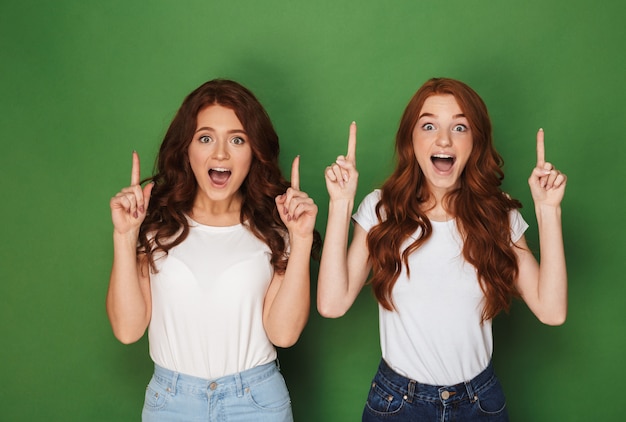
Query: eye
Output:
[[422, 123, 435, 131], [453, 124, 468, 132], [231, 136, 245, 145], [199, 135, 212, 143]]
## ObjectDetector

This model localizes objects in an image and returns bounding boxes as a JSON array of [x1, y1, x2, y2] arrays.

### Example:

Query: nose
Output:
[[213, 139, 230, 160], [435, 131, 452, 147]]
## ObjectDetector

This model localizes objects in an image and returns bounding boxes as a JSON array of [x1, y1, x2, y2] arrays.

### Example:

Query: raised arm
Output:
[[515, 129, 568, 325], [263, 156, 318, 347], [106, 151, 154, 343], [317, 122, 372, 318]]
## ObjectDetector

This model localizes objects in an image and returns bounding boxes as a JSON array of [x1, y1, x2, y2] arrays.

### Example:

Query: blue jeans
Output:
[[142, 361, 293, 422], [362, 359, 509, 421]]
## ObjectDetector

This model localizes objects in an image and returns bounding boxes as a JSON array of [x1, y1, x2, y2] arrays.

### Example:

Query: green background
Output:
[[1, 1, 624, 420]]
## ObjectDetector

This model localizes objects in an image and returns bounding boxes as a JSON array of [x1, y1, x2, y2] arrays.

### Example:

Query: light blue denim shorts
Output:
[[142, 361, 293, 422]]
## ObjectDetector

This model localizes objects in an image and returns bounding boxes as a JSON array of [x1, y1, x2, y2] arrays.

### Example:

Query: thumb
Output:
[[142, 182, 154, 212]]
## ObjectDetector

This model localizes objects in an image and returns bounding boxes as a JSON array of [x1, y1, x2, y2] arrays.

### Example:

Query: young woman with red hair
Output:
[[107, 79, 320, 421], [318, 78, 567, 421]]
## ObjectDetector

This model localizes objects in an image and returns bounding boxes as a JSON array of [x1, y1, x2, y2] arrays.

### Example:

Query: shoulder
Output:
[[353, 189, 382, 232], [356, 189, 382, 214], [508, 208, 529, 242], [361, 189, 382, 207]]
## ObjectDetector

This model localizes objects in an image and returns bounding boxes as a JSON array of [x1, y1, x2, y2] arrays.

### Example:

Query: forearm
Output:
[[535, 204, 568, 324], [317, 198, 354, 317], [264, 234, 313, 347], [106, 231, 151, 343]]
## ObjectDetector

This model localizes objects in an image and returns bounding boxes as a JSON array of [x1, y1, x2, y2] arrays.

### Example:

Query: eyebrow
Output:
[[194, 126, 247, 135], [418, 112, 467, 120]]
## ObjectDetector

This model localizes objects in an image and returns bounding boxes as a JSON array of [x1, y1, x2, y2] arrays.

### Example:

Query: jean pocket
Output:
[[365, 380, 405, 416], [246, 371, 292, 411], [143, 376, 171, 411], [475, 376, 507, 416]]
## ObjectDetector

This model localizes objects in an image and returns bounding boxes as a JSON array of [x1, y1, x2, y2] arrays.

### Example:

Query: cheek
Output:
[[457, 152, 473, 172], [240, 160, 253, 180], [188, 151, 207, 177], [188, 154, 201, 170], [462, 143, 474, 163], [412, 142, 430, 164], [238, 150, 253, 174]]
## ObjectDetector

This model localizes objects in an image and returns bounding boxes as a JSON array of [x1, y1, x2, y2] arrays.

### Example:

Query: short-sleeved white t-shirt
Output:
[[353, 190, 528, 385], [148, 218, 277, 379]]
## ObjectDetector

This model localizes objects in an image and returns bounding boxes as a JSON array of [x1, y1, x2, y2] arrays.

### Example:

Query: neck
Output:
[[422, 191, 454, 222], [190, 193, 243, 226]]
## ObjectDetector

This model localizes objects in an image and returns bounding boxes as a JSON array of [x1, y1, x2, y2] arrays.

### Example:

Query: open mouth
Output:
[[431, 154, 455, 172], [209, 168, 231, 186]]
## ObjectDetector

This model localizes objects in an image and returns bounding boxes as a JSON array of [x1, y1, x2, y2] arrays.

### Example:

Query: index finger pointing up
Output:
[[346, 121, 357, 163], [536, 128, 545, 166], [131, 151, 141, 186], [291, 155, 300, 191]]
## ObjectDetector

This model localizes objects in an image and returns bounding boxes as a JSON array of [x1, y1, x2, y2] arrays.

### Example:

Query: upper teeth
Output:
[[212, 168, 229, 172], [432, 154, 453, 159]]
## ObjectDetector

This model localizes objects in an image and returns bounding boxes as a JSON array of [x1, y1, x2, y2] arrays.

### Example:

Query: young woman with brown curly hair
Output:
[[318, 78, 567, 421], [107, 79, 320, 421]]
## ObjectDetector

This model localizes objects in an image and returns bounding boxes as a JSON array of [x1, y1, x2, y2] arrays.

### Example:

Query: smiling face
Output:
[[412, 94, 473, 198], [188, 104, 253, 210]]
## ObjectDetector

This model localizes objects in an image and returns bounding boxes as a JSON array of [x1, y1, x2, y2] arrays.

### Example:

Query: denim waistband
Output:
[[375, 359, 497, 404], [152, 361, 279, 398]]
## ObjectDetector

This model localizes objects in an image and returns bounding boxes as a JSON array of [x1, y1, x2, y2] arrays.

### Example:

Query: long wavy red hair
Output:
[[138, 79, 320, 273], [368, 78, 522, 320]]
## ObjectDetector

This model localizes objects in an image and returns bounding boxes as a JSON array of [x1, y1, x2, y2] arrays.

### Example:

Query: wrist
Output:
[[329, 197, 354, 215], [535, 203, 562, 223], [113, 229, 140, 246], [289, 232, 314, 245]]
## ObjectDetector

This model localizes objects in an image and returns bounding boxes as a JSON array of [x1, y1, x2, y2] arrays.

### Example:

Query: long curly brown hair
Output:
[[138, 79, 320, 273], [368, 78, 522, 320]]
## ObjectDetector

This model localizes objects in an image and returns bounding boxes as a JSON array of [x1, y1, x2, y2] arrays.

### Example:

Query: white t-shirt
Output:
[[353, 190, 528, 385], [148, 218, 277, 379]]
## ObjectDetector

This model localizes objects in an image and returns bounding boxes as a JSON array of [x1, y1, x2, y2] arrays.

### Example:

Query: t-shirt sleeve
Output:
[[509, 208, 529, 243], [352, 189, 382, 233]]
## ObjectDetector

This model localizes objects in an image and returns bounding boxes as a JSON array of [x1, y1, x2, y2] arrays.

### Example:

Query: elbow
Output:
[[108, 313, 147, 344], [117, 336, 142, 345], [538, 310, 567, 326], [106, 305, 149, 345], [317, 300, 348, 319], [269, 332, 302, 349], [112, 328, 144, 345], [541, 316, 567, 327], [266, 318, 307, 348], [272, 337, 299, 349]]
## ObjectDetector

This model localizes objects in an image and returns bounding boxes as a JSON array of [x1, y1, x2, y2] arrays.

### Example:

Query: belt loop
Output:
[[235, 372, 244, 398], [169, 371, 179, 394], [406, 380, 416, 403], [464, 380, 477, 403]]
